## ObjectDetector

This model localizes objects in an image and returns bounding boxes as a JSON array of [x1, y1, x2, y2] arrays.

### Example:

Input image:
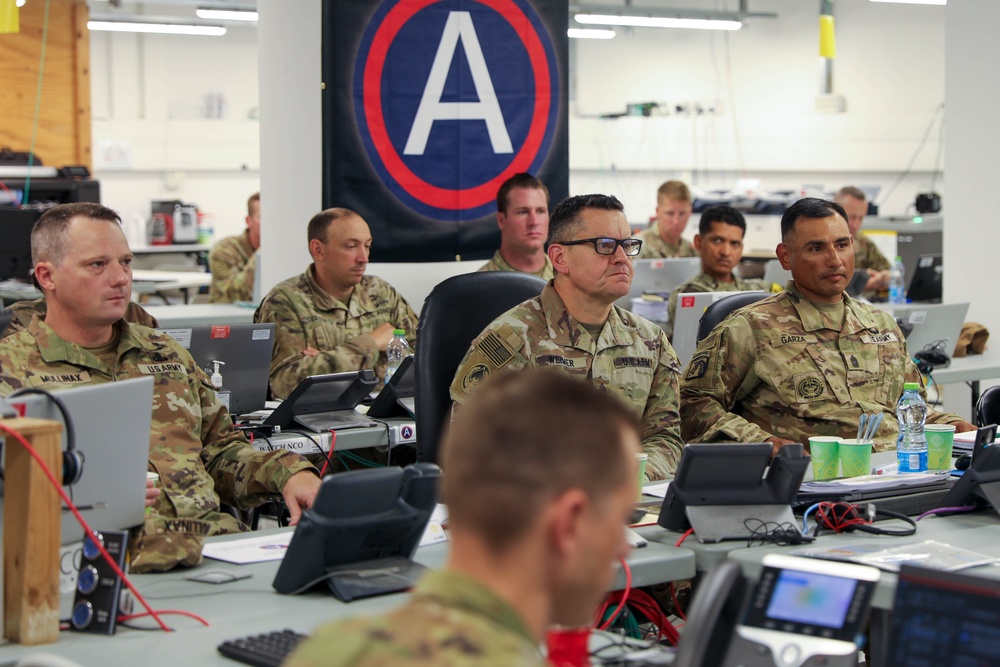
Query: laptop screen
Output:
[[887, 564, 1000, 666]]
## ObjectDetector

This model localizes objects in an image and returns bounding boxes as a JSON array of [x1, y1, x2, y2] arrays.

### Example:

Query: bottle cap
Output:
[[903, 382, 920, 391], [393, 329, 405, 336]]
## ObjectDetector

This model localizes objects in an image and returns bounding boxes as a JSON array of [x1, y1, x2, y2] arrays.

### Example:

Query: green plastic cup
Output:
[[808, 436, 842, 480], [926, 424, 956, 470], [635, 453, 648, 500], [840, 439, 873, 478]]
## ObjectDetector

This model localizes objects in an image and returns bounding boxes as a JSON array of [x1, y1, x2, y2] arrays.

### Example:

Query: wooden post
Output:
[[3, 417, 63, 645]]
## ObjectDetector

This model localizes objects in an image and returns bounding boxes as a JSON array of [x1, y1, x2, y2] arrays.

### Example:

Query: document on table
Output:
[[643, 482, 671, 499]]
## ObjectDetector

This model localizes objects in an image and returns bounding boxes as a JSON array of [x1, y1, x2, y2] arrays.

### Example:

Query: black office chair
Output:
[[976, 385, 1000, 427], [696, 292, 770, 342], [414, 271, 546, 465]]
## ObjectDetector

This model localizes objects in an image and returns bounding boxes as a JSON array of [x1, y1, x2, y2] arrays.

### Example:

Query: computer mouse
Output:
[[955, 454, 972, 471]]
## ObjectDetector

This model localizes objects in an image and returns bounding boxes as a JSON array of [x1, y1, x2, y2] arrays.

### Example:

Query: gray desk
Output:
[[1, 526, 694, 665], [930, 348, 1000, 415], [145, 303, 257, 327]]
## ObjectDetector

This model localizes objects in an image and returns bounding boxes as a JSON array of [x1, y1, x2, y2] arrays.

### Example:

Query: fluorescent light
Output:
[[195, 8, 259, 21], [15, 0, 26, 7], [575, 13, 742, 31], [568, 28, 615, 39], [87, 21, 227, 36], [870, 0, 945, 4]]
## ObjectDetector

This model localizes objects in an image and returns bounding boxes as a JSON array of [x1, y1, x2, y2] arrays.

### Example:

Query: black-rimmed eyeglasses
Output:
[[556, 237, 643, 256]]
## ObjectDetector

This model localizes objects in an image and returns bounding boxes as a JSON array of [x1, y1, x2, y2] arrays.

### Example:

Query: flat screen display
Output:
[[765, 570, 858, 629]]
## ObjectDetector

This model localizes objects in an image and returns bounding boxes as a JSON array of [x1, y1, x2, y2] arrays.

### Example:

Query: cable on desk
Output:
[[915, 505, 978, 521], [597, 557, 632, 631], [802, 502, 822, 534], [280, 428, 334, 477], [118, 610, 209, 630], [674, 528, 694, 548]]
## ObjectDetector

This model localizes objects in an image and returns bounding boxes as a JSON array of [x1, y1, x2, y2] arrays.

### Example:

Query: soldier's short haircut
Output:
[[32, 202, 122, 266], [547, 193, 625, 245], [834, 186, 866, 203], [307, 207, 360, 244], [698, 205, 746, 236], [780, 198, 848, 241], [496, 172, 549, 213], [441, 368, 638, 552], [656, 180, 691, 204], [247, 192, 260, 217]]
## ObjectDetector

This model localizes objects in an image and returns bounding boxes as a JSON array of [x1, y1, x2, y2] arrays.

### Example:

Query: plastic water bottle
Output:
[[888, 256, 906, 304], [896, 382, 928, 473], [385, 329, 410, 382]]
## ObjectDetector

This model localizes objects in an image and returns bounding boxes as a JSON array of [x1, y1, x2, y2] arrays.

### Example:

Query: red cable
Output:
[[319, 428, 338, 477], [0, 179, 16, 201], [675, 528, 694, 547], [669, 582, 686, 622], [597, 557, 632, 631], [0, 422, 172, 632], [118, 610, 209, 627]]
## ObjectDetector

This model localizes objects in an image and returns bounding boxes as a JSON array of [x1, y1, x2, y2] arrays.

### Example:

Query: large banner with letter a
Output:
[[322, 0, 568, 262]]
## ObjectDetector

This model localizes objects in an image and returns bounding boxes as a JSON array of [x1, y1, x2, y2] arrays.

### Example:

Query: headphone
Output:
[[6, 387, 85, 486], [813, 501, 916, 537]]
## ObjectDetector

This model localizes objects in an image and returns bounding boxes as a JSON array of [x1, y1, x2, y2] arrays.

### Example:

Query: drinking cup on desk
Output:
[[635, 453, 649, 500], [926, 424, 956, 470], [839, 439, 873, 478], [808, 437, 842, 480]]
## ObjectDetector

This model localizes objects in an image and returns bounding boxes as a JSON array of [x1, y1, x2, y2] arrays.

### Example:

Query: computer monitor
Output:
[[0, 207, 40, 281], [615, 257, 702, 310], [367, 354, 415, 419], [906, 253, 942, 303], [272, 463, 440, 601], [158, 323, 275, 415], [877, 302, 969, 357], [1, 376, 154, 544], [672, 290, 765, 366], [887, 564, 1000, 667]]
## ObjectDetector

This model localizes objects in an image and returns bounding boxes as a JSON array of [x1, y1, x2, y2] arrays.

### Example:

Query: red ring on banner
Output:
[[363, 0, 551, 210]]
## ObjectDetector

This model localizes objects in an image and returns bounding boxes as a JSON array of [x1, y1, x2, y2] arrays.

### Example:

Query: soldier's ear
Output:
[[33, 262, 56, 291], [548, 243, 569, 275], [775, 243, 791, 271], [308, 238, 324, 260]]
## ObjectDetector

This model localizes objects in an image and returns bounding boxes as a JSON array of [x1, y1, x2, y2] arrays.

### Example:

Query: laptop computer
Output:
[[877, 302, 969, 357], [906, 253, 942, 303], [887, 565, 1000, 666], [264, 370, 379, 432], [1, 376, 154, 544], [367, 355, 415, 419], [158, 323, 276, 415], [616, 257, 701, 309], [672, 290, 766, 367]]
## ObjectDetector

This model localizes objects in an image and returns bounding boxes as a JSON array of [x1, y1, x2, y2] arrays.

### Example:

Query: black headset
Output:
[[6, 387, 85, 486]]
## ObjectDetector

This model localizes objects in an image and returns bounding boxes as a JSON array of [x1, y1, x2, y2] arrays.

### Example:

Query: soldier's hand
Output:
[[144, 477, 161, 508], [864, 268, 890, 293], [765, 436, 797, 457], [953, 420, 977, 433], [371, 323, 396, 350], [302, 346, 320, 357], [282, 471, 322, 526]]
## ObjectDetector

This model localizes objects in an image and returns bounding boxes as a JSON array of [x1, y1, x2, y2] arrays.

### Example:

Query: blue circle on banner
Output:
[[354, 0, 559, 221]]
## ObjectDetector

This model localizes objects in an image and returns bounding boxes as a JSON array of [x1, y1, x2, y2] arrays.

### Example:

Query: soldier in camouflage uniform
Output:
[[680, 198, 973, 453], [835, 186, 891, 294], [0, 203, 321, 572], [209, 192, 260, 303], [3, 297, 159, 338], [477, 173, 555, 280], [451, 194, 684, 479], [637, 180, 697, 259], [254, 208, 418, 399], [665, 206, 765, 340], [287, 370, 640, 667]]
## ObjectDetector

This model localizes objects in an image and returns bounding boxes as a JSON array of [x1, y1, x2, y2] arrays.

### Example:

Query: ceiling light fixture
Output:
[[575, 13, 742, 31], [195, 8, 259, 22], [568, 27, 615, 39], [87, 21, 227, 36]]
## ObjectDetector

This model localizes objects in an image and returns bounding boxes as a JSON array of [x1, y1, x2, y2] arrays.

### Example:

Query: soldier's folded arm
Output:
[[680, 316, 775, 444], [268, 332, 380, 400]]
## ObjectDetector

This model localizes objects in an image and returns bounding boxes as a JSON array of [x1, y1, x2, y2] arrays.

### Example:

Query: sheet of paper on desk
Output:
[[642, 482, 671, 499], [203, 532, 294, 564]]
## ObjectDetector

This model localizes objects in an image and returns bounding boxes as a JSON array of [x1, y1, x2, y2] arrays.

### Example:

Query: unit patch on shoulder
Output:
[[686, 352, 709, 380], [462, 363, 491, 392], [476, 332, 515, 368]]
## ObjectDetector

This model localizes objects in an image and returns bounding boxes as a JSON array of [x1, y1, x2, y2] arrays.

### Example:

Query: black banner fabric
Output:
[[322, 0, 569, 262]]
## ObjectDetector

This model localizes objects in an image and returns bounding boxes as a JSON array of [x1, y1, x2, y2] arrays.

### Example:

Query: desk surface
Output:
[[931, 348, 1000, 386], [1, 526, 694, 665]]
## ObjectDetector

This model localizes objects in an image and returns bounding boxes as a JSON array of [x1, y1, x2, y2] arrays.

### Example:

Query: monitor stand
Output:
[[323, 556, 427, 602], [686, 505, 801, 544]]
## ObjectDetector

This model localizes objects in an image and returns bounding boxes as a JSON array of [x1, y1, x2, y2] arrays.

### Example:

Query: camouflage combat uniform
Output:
[[665, 271, 766, 340], [853, 233, 890, 272], [3, 298, 159, 338], [450, 283, 684, 479], [0, 317, 317, 572], [254, 266, 418, 399], [636, 226, 696, 259], [477, 250, 555, 280], [680, 281, 964, 450], [209, 230, 256, 303], [285, 570, 545, 667]]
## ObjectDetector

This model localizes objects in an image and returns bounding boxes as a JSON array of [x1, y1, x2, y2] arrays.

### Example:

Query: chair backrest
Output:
[[696, 292, 770, 342], [976, 385, 1000, 427], [414, 272, 547, 465]]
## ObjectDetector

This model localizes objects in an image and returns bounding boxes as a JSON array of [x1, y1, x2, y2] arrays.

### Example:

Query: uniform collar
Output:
[[237, 230, 255, 257], [29, 317, 151, 371], [304, 264, 376, 316], [491, 250, 553, 277], [540, 282, 633, 350], [785, 281, 881, 335], [695, 270, 745, 290]]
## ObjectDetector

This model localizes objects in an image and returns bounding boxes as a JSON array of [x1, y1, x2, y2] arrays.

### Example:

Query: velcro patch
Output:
[[461, 363, 491, 392], [613, 356, 653, 369], [793, 373, 826, 401], [138, 363, 187, 375], [770, 333, 817, 346], [37, 371, 91, 384], [162, 518, 212, 536], [476, 332, 515, 368], [860, 332, 898, 345], [686, 352, 709, 380], [535, 355, 580, 368]]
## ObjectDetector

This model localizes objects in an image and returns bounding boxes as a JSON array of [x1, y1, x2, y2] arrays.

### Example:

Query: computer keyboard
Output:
[[217, 629, 307, 667]]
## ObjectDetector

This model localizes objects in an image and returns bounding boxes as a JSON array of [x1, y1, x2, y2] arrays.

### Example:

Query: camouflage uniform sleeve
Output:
[[666, 286, 682, 342], [392, 288, 420, 350], [449, 324, 528, 405], [680, 314, 775, 443], [642, 332, 685, 479], [193, 364, 317, 508], [124, 301, 159, 329], [255, 286, 381, 400], [209, 244, 256, 303], [865, 237, 891, 272]]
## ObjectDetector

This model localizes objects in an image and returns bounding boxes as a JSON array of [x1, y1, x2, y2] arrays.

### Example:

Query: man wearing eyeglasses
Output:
[[450, 194, 684, 479]]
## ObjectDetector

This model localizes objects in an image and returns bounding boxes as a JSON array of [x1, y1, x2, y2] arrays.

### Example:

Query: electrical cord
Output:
[[915, 505, 979, 521], [4, 387, 80, 501], [878, 102, 945, 208], [597, 557, 632, 631], [813, 501, 917, 537], [282, 428, 335, 477]]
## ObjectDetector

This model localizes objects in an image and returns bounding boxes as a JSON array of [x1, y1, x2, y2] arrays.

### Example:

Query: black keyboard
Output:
[[218, 629, 307, 667]]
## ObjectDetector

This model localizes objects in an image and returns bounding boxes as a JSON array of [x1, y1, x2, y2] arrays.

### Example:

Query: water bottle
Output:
[[896, 381, 928, 473], [385, 329, 410, 382], [888, 256, 906, 304]]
